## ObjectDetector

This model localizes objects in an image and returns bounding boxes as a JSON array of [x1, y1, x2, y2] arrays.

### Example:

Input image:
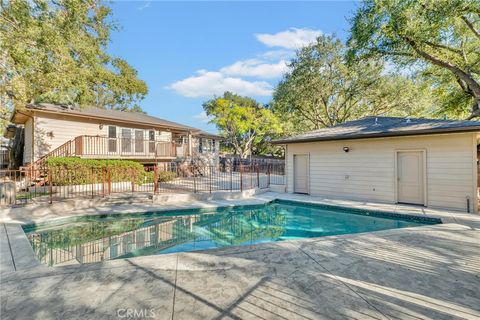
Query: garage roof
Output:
[[273, 116, 480, 144]]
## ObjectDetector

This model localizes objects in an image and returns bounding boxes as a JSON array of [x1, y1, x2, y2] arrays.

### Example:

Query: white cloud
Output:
[[255, 28, 322, 49], [167, 28, 323, 98], [137, 1, 151, 10], [193, 111, 213, 123], [167, 70, 272, 98], [260, 49, 296, 61], [220, 59, 288, 79]]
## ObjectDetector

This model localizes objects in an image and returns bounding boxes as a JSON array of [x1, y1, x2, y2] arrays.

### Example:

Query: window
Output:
[[198, 138, 203, 153], [108, 126, 117, 153], [148, 130, 155, 153], [134, 130, 144, 153], [121, 128, 132, 153]]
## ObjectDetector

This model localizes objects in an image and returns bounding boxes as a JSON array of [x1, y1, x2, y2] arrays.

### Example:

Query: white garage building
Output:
[[274, 117, 480, 213]]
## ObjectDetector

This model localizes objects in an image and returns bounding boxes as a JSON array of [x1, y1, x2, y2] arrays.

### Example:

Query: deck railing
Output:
[[0, 162, 285, 206], [74, 135, 177, 159]]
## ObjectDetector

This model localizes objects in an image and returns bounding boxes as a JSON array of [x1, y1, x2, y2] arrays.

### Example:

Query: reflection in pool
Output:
[[23, 200, 439, 266]]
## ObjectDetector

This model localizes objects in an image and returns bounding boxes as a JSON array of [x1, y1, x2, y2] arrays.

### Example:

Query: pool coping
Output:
[[2, 191, 479, 277], [21, 198, 442, 232]]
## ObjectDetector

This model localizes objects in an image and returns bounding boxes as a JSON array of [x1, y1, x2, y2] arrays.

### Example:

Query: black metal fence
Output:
[[0, 162, 285, 206]]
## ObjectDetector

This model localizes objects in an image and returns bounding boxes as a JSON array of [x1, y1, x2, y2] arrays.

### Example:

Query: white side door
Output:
[[397, 151, 424, 205], [294, 154, 309, 194]]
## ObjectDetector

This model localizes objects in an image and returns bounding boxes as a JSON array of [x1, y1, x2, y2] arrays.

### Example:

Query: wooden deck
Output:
[[36, 135, 189, 162]]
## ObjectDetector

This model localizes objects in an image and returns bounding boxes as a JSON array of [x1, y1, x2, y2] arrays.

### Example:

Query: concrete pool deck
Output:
[[1, 192, 480, 319]]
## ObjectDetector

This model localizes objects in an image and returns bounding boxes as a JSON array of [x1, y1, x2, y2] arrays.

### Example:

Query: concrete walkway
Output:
[[1, 192, 480, 319]]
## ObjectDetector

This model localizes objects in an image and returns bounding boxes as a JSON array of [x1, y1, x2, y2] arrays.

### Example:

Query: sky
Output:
[[108, 1, 359, 133]]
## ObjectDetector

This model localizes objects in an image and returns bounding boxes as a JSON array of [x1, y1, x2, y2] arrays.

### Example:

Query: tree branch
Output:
[[462, 16, 480, 41], [404, 36, 480, 98], [424, 41, 462, 55]]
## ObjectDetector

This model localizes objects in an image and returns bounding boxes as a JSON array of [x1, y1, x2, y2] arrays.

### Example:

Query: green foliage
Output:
[[158, 171, 176, 182], [203, 92, 284, 158], [45, 157, 144, 170], [348, 0, 480, 119], [45, 157, 151, 185], [273, 34, 434, 133], [0, 0, 148, 128]]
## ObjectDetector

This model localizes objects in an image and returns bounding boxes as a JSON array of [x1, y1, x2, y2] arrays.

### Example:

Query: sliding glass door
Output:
[[121, 128, 132, 153], [135, 130, 144, 153]]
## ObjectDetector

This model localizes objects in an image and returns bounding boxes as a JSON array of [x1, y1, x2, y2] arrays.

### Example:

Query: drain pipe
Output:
[[466, 196, 471, 213]]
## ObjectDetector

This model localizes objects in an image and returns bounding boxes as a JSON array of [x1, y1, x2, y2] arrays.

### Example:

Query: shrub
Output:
[[45, 157, 153, 186], [158, 171, 176, 182]]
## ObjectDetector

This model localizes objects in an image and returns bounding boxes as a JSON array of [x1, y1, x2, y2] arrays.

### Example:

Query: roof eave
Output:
[[272, 126, 480, 144], [27, 107, 198, 133]]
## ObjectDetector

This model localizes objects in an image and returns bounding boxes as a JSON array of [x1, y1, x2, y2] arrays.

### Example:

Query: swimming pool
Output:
[[23, 200, 441, 266]]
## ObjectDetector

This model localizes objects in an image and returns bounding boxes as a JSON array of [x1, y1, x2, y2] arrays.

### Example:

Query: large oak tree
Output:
[[348, 0, 480, 119], [0, 0, 148, 128], [273, 35, 433, 133]]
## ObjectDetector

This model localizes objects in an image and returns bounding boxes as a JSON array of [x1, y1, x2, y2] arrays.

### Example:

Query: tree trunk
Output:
[[467, 99, 480, 120]]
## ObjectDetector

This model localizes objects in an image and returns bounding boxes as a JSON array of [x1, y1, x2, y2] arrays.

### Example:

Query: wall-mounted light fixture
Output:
[[343, 146, 350, 153], [99, 124, 104, 130]]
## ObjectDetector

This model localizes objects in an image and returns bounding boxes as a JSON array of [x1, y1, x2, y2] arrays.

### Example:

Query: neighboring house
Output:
[[9, 103, 220, 168], [274, 116, 480, 213]]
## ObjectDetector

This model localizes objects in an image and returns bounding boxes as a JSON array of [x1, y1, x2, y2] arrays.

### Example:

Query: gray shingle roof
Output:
[[273, 116, 480, 144], [24, 103, 200, 132]]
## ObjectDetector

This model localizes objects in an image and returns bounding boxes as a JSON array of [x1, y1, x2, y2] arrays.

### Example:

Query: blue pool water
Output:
[[23, 200, 440, 266]]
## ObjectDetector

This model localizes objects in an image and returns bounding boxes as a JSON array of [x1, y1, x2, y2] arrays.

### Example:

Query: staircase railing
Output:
[[190, 150, 210, 176], [24, 139, 76, 172]]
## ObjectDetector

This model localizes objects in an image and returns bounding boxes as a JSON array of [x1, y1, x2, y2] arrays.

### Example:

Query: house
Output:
[[8, 103, 220, 168], [273, 116, 480, 213]]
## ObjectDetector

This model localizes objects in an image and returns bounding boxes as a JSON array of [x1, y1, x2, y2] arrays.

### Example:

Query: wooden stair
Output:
[[20, 139, 76, 189]]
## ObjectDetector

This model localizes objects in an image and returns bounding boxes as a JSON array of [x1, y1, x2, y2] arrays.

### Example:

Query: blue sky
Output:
[[109, 1, 358, 133]]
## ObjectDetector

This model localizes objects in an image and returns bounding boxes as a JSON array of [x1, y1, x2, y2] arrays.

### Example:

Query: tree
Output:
[[348, 0, 480, 119], [0, 0, 148, 127], [273, 35, 433, 132], [203, 92, 283, 158]]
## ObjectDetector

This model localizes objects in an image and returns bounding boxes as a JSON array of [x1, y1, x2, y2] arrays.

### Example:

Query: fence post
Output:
[[131, 168, 135, 193], [153, 165, 158, 194], [256, 164, 260, 188], [209, 166, 212, 193], [49, 168, 53, 204], [193, 164, 197, 193], [240, 163, 243, 192], [107, 165, 111, 194], [250, 164, 253, 190], [102, 167, 105, 197], [230, 162, 233, 192], [267, 164, 271, 187], [91, 167, 94, 199]]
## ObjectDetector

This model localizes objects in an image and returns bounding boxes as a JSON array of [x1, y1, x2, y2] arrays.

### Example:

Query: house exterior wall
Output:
[[23, 117, 34, 164], [30, 112, 175, 161], [34, 113, 104, 161], [191, 136, 220, 165], [285, 132, 478, 212]]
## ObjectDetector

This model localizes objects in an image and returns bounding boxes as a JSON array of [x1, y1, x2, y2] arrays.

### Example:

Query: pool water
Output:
[[23, 200, 440, 266]]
